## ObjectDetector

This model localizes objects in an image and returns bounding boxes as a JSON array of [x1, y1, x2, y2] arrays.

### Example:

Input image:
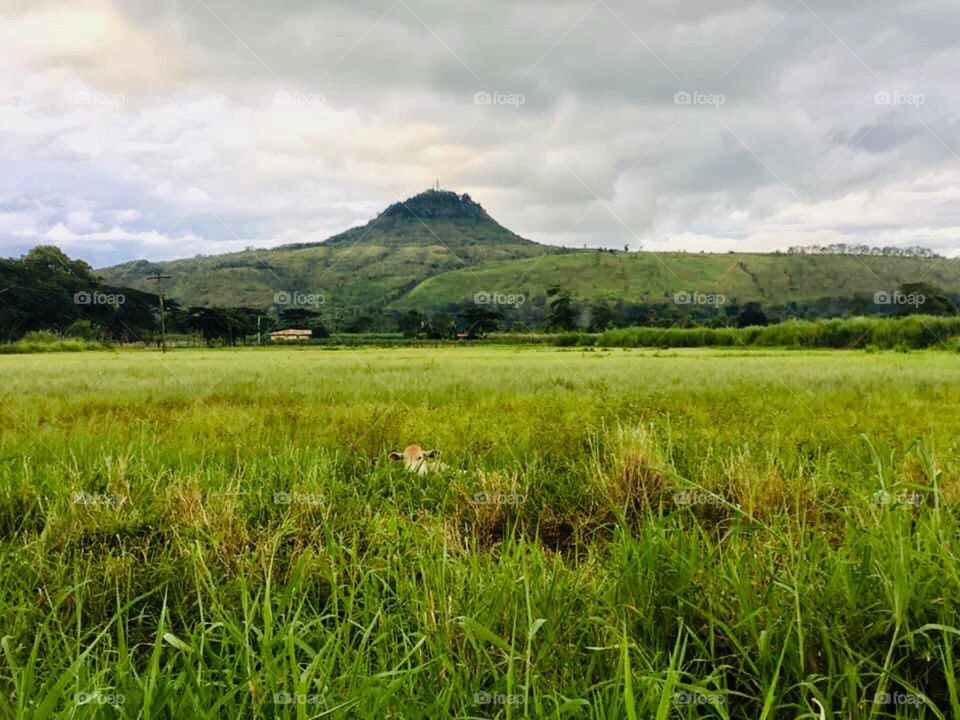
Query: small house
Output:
[[270, 328, 313, 343]]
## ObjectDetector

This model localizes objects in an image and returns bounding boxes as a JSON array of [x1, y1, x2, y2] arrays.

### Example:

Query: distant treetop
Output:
[[376, 189, 493, 222], [786, 243, 942, 259]]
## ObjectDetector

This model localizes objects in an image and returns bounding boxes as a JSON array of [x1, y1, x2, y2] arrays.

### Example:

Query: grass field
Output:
[[1, 347, 959, 718], [398, 253, 960, 310]]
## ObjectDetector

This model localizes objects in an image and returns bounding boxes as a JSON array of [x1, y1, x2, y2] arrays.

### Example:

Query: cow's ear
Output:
[[389, 452, 403, 462], [425, 449, 441, 459]]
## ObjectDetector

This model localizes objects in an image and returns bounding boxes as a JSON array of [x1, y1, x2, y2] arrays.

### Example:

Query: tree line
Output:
[[2, 247, 957, 344], [0, 246, 305, 345]]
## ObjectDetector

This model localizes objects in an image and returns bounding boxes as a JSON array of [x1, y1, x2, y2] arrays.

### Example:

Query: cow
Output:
[[389, 444, 444, 475]]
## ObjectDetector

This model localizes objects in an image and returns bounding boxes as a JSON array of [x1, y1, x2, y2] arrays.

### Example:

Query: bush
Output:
[[591, 315, 960, 350], [554, 332, 581, 347], [0, 335, 108, 354]]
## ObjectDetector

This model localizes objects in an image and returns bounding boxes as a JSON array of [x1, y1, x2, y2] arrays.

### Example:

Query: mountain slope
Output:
[[98, 190, 556, 310], [99, 189, 960, 316], [397, 251, 960, 309]]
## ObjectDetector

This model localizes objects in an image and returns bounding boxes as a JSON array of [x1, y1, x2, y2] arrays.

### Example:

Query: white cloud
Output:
[[0, 0, 959, 267]]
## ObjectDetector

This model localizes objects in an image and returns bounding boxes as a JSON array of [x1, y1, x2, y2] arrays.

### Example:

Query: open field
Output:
[[1, 347, 960, 718]]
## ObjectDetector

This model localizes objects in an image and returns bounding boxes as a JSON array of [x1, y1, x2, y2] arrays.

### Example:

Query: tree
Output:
[[397, 310, 427, 337], [545, 286, 578, 331], [457, 304, 500, 338], [588, 302, 613, 332], [737, 302, 768, 327], [895, 282, 956, 316]]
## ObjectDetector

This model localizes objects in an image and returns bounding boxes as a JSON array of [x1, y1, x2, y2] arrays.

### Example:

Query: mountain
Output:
[[98, 189, 960, 325], [98, 190, 557, 313]]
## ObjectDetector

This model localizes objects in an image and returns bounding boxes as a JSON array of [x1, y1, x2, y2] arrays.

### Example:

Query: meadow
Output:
[[1, 346, 959, 718]]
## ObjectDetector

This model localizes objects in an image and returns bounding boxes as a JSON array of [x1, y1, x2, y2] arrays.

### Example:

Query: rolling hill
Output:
[[396, 251, 960, 310], [98, 189, 960, 319]]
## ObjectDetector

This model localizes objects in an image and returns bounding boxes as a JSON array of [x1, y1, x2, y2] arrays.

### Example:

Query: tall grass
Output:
[[595, 315, 960, 350], [0, 348, 959, 717]]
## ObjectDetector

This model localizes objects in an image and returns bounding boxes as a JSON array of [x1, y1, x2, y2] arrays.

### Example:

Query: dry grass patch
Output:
[[595, 423, 671, 513]]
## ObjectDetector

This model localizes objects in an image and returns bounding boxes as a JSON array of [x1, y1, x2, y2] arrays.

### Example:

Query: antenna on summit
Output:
[[434, 179, 439, 191]]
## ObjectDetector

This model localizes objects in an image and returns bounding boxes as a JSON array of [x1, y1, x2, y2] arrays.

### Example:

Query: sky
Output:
[[1, 0, 959, 267]]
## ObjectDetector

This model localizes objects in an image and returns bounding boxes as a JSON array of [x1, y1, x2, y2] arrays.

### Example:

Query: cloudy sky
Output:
[[1, 0, 959, 266]]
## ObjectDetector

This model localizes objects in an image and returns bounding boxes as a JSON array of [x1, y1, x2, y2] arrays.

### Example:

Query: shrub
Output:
[[591, 315, 960, 350]]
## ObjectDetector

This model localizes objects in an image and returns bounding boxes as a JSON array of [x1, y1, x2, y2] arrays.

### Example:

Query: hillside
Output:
[[396, 251, 960, 310], [98, 189, 960, 319], [98, 190, 557, 312]]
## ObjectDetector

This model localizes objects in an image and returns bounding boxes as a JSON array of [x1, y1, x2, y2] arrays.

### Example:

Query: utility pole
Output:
[[257, 314, 262, 346], [146, 273, 172, 353]]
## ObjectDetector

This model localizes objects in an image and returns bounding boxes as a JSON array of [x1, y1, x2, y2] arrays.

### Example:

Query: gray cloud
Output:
[[1, 0, 959, 265]]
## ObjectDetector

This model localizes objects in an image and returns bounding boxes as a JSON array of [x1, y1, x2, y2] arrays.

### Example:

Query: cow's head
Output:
[[389, 444, 441, 475]]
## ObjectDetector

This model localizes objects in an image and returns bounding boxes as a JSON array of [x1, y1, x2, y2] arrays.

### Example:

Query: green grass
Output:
[[1, 347, 959, 718], [590, 315, 960, 349], [399, 252, 960, 310]]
